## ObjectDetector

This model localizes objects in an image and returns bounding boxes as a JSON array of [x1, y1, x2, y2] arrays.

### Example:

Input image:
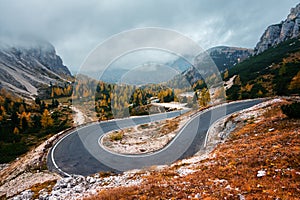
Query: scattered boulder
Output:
[[11, 190, 33, 200]]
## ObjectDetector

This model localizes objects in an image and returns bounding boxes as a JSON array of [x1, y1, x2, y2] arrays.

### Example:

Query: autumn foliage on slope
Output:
[[0, 89, 72, 163], [86, 102, 300, 200]]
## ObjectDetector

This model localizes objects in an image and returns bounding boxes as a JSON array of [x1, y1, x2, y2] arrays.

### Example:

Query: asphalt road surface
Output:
[[48, 99, 263, 176]]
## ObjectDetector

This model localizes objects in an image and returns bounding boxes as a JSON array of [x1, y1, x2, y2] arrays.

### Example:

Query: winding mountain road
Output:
[[48, 99, 263, 176]]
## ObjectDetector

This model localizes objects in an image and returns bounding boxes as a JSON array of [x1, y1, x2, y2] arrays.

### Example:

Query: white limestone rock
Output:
[[254, 3, 300, 55]]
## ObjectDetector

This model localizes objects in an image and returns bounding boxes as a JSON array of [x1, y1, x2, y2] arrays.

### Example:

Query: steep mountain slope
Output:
[[0, 37, 72, 99], [207, 46, 253, 72], [170, 46, 253, 73], [167, 46, 253, 91], [254, 3, 300, 54], [226, 3, 300, 100], [226, 37, 300, 100]]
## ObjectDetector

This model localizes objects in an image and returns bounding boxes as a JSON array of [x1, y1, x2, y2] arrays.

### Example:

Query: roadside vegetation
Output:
[[0, 71, 211, 164], [226, 38, 300, 100], [102, 116, 184, 154], [109, 131, 124, 141], [86, 100, 300, 199], [281, 101, 300, 118], [72, 74, 211, 121], [0, 89, 72, 163]]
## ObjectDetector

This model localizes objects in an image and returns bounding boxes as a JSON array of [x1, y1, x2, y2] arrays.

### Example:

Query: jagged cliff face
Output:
[[180, 46, 253, 87], [0, 37, 72, 99], [207, 46, 253, 72], [254, 3, 300, 54]]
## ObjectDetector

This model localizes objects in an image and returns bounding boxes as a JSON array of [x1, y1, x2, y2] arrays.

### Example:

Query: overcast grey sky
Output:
[[0, 0, 299, 72]]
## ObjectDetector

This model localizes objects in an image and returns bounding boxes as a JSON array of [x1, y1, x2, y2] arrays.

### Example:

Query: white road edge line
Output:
[[98, 99, 262, 158], [50, 110, 186, 176], [204, 111, 239, 148], [204, 98, 265, 147], [98, 101, 227, 157], [51, 99, 263, 175], [50, 122, 99, 177], [51, 131, 72, 177], [98, 109, 187, 157]]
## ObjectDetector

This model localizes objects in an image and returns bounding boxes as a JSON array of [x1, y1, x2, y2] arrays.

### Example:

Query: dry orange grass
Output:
[[30, 180, 56, 199], [86, 104, 300, 199], [159, 118, 180, 135]]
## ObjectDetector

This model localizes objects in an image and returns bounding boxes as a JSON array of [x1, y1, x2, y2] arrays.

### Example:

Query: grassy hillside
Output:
[[0, 90, 72, 163], [226, 38, 300, 100]]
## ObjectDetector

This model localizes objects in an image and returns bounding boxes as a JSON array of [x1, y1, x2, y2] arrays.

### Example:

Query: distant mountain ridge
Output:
[[0, 36, 72, 99], [207, 46, 253, 72], [254, 3, 300, 54]]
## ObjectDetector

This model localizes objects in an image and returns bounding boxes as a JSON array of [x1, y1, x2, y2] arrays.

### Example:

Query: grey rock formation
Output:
[[23, 173, 143, 200], [179, 46, 253, 88], [11, 190, 33, 200], [254, 3, 300, 54], [207, 46, 253, 72], [0, 36, 72, 99]]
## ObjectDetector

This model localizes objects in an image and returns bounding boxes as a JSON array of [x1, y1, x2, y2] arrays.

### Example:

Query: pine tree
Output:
[[40, 101, 46, 111], [11, 112, 19, 125], [13, 127, 19, 134], [33, 114, 41, 128], [35, 97, 41, 105], [289, 71, 300, 91], [234, 75, 241, 85], [21, 117, 28, 130], [224, 69, 229, 80], [41, 109, 54, 128], [199, 88, 211, 107]]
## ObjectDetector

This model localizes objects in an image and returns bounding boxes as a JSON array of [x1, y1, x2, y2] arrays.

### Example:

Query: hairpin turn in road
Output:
[[47, 99, 263, 176]]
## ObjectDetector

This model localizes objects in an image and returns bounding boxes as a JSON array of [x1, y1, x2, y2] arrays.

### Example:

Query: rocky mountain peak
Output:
[[0, 36, 72, 99], [288, 3, 300, 20], [254, 3, 300, 55], [0, 36, 71, 77]]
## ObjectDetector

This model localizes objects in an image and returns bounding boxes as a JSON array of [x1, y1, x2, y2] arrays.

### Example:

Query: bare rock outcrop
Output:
[[0, 35, 72, 99], [254, 3, 300, 54]]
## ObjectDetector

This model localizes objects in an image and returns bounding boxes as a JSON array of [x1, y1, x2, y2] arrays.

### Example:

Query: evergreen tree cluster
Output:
[[72, 77, 211, 120], [281, 102, 300, 119], [226, 38, 300, 100], [0, 89, 71, 163]]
